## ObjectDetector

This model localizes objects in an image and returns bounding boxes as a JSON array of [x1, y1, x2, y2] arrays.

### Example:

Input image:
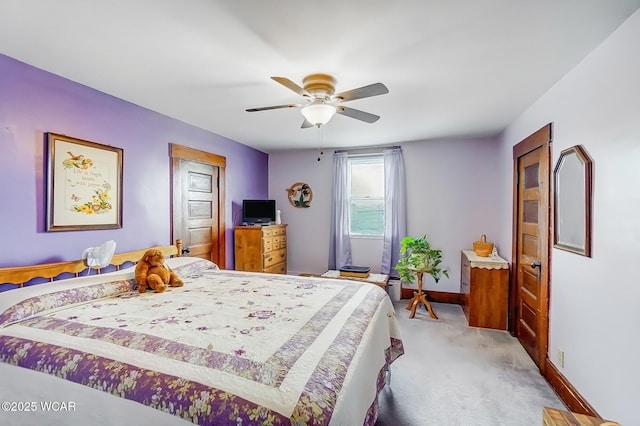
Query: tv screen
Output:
[[242, 199, 276, 224]]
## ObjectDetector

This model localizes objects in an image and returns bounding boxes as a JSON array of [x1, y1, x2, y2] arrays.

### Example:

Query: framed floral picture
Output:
[[286, 182, 313, 208], [46, 133, 123, 231]]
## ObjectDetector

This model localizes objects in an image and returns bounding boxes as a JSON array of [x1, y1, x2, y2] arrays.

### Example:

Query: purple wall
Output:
[[0, 54, 268, 268]]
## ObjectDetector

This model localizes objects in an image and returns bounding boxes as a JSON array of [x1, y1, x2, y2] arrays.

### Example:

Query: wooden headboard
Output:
[[0, 240, 183, 288]]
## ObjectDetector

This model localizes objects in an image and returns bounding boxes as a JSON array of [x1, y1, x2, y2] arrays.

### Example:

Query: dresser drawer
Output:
[[263, 237, 286, 252], [276, 235, 286, 250], [264, 262, 286, 274], [263, 248, 287, 268], [263, 237, 275, 252], [262, 227, 276, 237], [262, 226, 286, 237]]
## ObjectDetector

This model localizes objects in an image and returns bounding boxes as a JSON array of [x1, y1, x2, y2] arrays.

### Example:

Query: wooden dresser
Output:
[[460, 250, 509, 330], [234, 225, 287, 274]]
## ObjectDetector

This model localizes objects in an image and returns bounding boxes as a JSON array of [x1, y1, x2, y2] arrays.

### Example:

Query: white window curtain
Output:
[[328, 152, 352, 270], [381, 147, 407, 277]]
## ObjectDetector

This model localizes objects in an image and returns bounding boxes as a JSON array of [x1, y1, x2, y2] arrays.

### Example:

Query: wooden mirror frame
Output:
[[553, 145, 593, 257]]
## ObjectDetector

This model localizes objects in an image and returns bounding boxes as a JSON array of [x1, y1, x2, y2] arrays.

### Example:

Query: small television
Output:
[[242, 199, 276, 224]]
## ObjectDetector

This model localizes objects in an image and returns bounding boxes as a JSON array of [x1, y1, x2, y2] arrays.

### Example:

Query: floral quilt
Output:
[[0, 258, 404, 425]]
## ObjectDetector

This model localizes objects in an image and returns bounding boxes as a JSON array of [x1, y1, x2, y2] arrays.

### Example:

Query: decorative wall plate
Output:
[[287, 182, 313, 208]]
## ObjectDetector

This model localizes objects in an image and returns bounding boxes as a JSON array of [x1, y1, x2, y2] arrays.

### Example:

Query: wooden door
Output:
[[170, 144, 226, 268], [510, 124, 551, 370]]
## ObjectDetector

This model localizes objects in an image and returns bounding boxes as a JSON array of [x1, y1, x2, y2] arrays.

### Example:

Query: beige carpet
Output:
[[375, 301, 566, 426]]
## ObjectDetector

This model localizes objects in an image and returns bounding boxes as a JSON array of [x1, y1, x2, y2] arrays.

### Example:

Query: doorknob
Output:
[[530, 260, 542, 279]]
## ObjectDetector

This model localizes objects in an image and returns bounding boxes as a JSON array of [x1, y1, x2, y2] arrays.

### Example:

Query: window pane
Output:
[[351, 162, 384, 197], [349, 156, 384, 235], [350, 198, 384, 235]]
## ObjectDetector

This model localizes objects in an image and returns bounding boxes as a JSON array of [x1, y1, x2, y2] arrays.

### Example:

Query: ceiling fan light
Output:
[[301, 103, 336, 127]]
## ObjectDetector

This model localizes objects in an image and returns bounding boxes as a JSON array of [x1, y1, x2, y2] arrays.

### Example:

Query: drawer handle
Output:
[[267, 257, 273, 262], [280, 252, 285, 258]]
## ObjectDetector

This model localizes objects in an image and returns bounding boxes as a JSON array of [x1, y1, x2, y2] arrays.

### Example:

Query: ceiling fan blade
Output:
[[337, 106, 380, 123], [246, 104, 300, 112], [301, 119, 315, 129], [334, 82, 388, 102], [271, 77, 311, 97]]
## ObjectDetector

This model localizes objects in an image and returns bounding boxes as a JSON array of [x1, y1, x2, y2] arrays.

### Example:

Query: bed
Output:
[[0, 244, 404, 426]]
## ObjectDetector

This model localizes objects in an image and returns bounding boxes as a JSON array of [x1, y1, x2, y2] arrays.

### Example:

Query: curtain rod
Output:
[[334, 145, 401, 154]]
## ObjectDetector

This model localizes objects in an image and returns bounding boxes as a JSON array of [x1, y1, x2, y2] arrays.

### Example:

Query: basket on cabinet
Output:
[[472, 235, 494, 257]]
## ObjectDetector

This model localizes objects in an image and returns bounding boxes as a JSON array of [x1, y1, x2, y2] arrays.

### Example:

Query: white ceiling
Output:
[[1, 1, 639, 153]]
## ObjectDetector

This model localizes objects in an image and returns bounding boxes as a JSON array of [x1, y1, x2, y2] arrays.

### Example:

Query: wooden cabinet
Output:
[[460, 250, 509, 330], [234, 225, 287, 274]]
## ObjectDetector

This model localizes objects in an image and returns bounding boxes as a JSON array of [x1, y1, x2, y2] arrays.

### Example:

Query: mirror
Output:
[[553, 145, 593, 256]]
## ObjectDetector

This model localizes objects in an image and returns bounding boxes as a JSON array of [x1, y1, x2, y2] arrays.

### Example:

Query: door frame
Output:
[[169, 143, 226, 269], [509, 123, 552, 372]]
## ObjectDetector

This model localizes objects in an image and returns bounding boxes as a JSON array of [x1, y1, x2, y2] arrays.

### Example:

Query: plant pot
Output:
[[409, 253, 429, 270]]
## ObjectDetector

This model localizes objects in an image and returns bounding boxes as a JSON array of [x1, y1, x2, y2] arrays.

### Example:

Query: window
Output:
[[349, 155, 384, 236]]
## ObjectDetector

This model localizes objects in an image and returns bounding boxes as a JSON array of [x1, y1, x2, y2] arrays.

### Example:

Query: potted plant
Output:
[[394, 235, 449, 284]]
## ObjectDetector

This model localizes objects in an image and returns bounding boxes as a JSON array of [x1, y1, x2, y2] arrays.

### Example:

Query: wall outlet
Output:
[[557, 349, 565, 368]]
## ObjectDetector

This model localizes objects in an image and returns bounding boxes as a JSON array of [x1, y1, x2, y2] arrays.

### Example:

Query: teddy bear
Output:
[[135, 248, 184, 293]]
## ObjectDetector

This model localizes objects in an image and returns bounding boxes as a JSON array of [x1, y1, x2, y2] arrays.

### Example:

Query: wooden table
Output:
[[542, 407, 619, 425], [405, 269, 438, 319]]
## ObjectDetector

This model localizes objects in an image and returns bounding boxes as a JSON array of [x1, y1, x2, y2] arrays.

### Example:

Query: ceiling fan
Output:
[[246, 74, 389, 128]]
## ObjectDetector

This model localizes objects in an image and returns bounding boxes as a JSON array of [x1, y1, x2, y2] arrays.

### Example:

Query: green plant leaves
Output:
[[395, 235, 449, 284]]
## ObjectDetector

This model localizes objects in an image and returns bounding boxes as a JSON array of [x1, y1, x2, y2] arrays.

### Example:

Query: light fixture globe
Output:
[[301, 102, 336, 127]]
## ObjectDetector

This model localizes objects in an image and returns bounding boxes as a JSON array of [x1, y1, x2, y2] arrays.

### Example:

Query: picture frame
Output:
[[287, 182, 313, 208], [46, 133, 123, 231], [553, 145, 593, 257]]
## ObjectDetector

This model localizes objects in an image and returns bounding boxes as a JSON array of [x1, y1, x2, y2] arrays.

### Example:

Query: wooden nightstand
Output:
[[460, 250, 509, 330]]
